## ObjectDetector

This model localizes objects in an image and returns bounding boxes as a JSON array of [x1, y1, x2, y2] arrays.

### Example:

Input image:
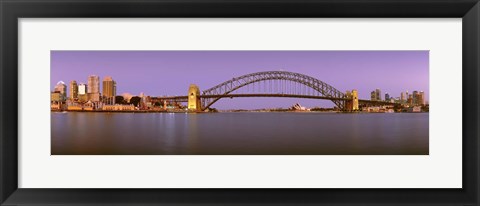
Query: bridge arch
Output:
[[201, 71, 346, 110]]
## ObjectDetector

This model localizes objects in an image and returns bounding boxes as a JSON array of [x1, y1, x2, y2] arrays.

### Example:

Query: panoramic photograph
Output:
[[51, 50, 429, 155]]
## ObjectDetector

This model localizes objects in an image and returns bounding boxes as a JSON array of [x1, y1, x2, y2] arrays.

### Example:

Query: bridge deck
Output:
[[151, 94, 399, 106]]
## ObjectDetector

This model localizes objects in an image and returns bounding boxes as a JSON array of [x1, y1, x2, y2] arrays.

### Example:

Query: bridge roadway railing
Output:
[[150, 94, 399, 109], [151, 94, 349, 103], [199, 94, 348, 101]]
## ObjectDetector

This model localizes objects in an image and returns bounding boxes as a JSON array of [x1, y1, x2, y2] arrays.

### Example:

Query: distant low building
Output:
[[67, 105, 83, 111], [78, 94, 88, 102], [121, 93, 134, 103], [102, 104, 135, 111], [51, 91, 63, 102], [291, 103, 309, 111], [51, 103, 63, 111], [362, 106, 394, 113], [408, 106, 422, 113]]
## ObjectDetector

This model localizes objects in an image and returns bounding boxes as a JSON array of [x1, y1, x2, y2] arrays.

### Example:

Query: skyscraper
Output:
[[87, 75, 100, 93], [419, 91, 425, 105], [102, 76, 116, 98], [54, 81, 67, 101], [370, 91, 377, 101], [103, 76, 116, 105], [78, 83, 88, 102], [385, 93, 390, 102], [87, 75, 100, 101], [375, 88, 382, 101], [408, 94, 413, 105], [69, 80, 78, 100], [413, 91, 419, 105], [78, 83, 87, 95], [400, 92, 405, 103]]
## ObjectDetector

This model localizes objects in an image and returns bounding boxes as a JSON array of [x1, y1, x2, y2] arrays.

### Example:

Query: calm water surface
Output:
[[51, 112, 428, 155]]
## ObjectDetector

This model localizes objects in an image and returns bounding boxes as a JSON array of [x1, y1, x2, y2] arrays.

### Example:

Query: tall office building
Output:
[[87, 75, 100, 101], [375, 88, 382, 101], [103, 76, 116, 105], [87, 75, 100, 93], [69, 80, 78, 100], [413, 91, 419, 105], [370, 91, 377, 101], [419, 91, 425, 105], [385, 93, 390, 102], [54, 81, 67, 101], [78, 83, 87, 95], [408, 94, 413, 105], [78, 83, 88, 102], [102, 76, 116, 98], [400, 92, 406, 103]]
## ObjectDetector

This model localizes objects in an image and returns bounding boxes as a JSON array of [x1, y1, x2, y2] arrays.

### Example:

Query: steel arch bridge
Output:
[[200, 71, 347, 110]]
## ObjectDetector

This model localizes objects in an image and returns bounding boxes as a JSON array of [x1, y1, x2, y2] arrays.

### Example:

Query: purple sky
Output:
[[51, 51, 429, 109]]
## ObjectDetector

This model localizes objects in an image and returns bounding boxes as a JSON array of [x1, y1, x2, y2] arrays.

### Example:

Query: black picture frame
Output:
[[1, 0, 479, 205]]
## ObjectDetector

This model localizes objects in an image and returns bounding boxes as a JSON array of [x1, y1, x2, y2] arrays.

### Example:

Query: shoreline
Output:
[[51, 110, 428, 114]]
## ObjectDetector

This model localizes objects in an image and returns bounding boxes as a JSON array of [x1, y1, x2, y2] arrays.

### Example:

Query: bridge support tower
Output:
[[345, 89, 359, 111], [188, 84, 202, 111]]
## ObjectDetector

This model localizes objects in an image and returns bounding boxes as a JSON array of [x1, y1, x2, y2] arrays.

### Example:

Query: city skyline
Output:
[[51, 50, 429, 109]]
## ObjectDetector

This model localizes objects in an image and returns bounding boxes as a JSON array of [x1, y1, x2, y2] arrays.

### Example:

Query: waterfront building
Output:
[[292, 103, 309, 111], [87, 75, 100, 93], [121, 93, 133, 103], [102, 104, 135, 111], [102, 76, 116, 105], [77, 83, 87, 102], [137, 92, 149, 110], [51, 103, 62, 110], [51, 91, 62, 102], [78, 83, 87, 94], [413, 91, 419, 105], [370, 89, 381, 101], [54, 81, 67, 101], [83, 101, 95, 111], [67, 105, 83, 111], [88, 93, 101, 102], [78, 94, 88, 102], [87, 75, 100, 102], [408, 106, 422, 113], [69, 80, 78, 100], [102, 76, 116, 98], [419, 91, 425, 105], [375, 88, 382, 101], [51, 90, 67, 111]]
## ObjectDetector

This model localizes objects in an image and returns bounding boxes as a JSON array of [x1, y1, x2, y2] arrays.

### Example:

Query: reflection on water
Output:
[[51, 112, 429, 155]]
